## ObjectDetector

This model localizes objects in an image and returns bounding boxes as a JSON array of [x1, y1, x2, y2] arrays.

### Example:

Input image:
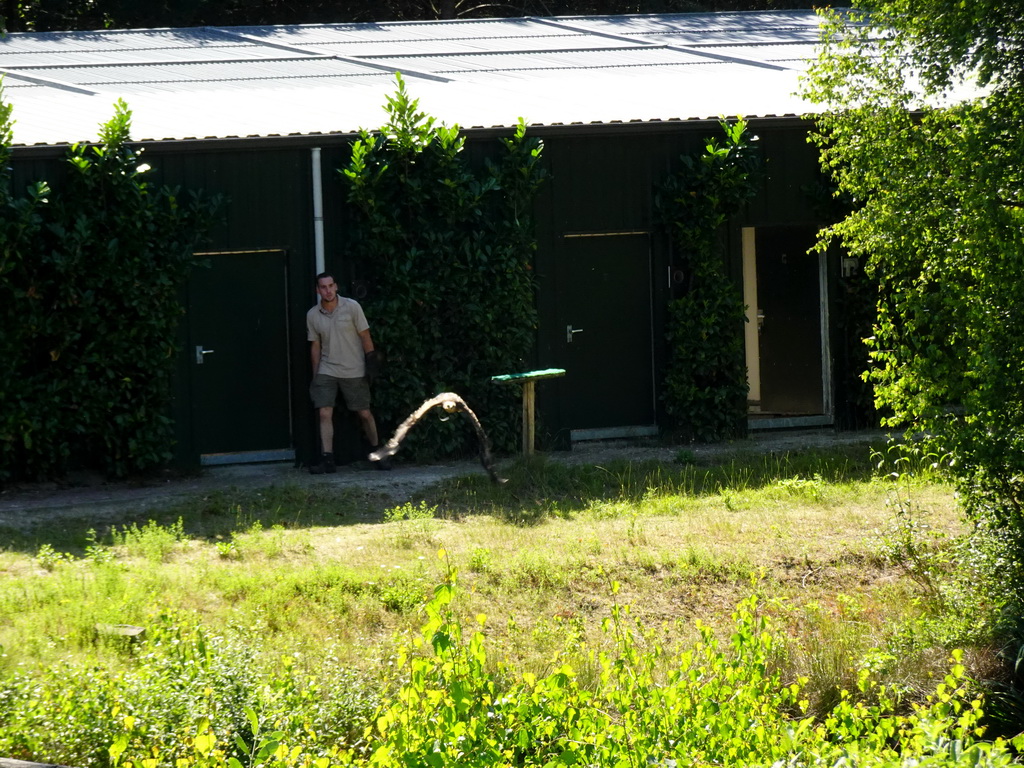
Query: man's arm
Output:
[[360, 329, 380, 381], [310, 339, 322, 377], [359, 328, 375, 354]]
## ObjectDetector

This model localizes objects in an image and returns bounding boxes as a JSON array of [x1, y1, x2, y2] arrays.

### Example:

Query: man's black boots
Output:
[[309, 452, 336, 474]]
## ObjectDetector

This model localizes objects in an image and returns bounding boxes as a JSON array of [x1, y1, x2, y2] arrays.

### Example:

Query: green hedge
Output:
[[340, 75, 546, 459], [655, 119, 760, 442], [0, 94, 220, 482]]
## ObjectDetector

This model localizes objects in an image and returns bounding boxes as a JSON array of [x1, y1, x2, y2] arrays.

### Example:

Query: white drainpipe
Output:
[[311, 147, 325, 278]]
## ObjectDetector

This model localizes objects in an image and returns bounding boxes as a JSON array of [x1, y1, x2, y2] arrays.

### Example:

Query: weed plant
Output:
[[0, 613, 378, 767], [111, 518, 187, 562]]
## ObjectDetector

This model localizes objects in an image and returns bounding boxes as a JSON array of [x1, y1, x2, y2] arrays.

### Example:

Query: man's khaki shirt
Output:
[[306, 297, 369, 378]]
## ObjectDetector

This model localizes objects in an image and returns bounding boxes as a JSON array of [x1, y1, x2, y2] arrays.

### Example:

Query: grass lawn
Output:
[[0, 439, 1009, 766]]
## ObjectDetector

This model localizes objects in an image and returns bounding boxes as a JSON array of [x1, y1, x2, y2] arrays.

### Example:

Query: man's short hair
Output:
[[315, 271, 335, 286]]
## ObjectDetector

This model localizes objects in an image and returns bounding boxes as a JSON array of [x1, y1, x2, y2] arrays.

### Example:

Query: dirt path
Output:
[[0, 429, 887, 534]]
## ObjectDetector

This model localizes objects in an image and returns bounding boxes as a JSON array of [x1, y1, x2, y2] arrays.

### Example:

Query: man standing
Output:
[[306, 271, 389, 473]]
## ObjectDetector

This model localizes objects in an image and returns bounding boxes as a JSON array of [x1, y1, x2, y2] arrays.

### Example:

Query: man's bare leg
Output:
[[310, 406, 336, 474], [318, 406, 335, 452], [356, 409, 378, 447], [357, 409, 390, 470]]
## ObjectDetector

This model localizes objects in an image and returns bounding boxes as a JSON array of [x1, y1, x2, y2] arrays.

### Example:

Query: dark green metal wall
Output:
[[9, 117, 856, 470], [527, 121, 836, 444], [747, 124, 828, 227], [150, 146, 319, 468]]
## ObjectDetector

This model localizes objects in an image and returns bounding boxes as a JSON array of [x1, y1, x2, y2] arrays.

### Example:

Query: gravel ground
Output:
[[0, 428, 888, 534]]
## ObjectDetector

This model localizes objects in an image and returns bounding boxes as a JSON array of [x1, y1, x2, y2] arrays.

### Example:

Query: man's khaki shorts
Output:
[[310, 374, 371, 411]]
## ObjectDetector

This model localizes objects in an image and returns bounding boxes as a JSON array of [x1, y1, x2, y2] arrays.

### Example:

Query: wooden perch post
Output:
[[490, 368, 566, 456]]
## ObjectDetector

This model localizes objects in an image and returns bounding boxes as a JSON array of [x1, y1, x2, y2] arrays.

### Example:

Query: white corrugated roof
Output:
[[0, 10, 838, 146]]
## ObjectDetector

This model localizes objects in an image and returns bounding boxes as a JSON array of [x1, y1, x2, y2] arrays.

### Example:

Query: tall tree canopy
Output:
[[1, 0, 813, 32], [805, 1, 1024, 593]]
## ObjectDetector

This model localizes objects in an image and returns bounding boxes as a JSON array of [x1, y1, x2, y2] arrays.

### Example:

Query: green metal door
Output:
[[187, 250, 293, 464], [557, 233, 656, 440]]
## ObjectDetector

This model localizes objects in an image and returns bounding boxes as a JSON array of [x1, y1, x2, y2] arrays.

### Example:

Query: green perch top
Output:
[[490, 368, 566, 383]]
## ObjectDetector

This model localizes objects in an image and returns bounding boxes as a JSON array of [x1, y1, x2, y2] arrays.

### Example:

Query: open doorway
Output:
[[742, 226, 832, 428]]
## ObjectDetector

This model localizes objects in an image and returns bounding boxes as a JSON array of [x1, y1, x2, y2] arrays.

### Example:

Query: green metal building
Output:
[[3, 10, 868, 469]]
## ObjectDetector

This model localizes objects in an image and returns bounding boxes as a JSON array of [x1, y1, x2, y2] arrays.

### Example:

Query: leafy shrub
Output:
[[0, 612, 377, 768], [467, 546, 493, 572], [365, 581, 1015, 768], [376, 577, 426, 613], [655, 119, 760, 442], [340, 74, 546, 459], [382, 500, 437, 524], [111, 518, 187, 563], [806, 0, 1024, 669], [34, 543, 73, 570], [0, 92, 220, 482]]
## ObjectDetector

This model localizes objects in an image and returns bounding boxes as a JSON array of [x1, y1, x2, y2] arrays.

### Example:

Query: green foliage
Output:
[[467, 546, 492, 573], [0, 586, 1013, 768], [873, 442, 1000, 649], [340, 74, 546, 459], [0, 450, 1013, 768], [383, 500, 441, 548], [0, 612, 376, 768], [0, 92, 221, 482], [425, 441, 883, 519], [655, 119, 760, 441], [375, 577, 427, 613], [804, 1, 1024, 603], [111, 517, 187, 563], [382, 500, 437, 524], [363, 581, 1012, 768], [34, 542, 73, 570], [0, 0, 829, 34]]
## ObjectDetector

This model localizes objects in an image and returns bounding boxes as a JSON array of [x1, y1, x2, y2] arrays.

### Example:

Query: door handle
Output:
[[566, 325, 584, 343], [194, 345, 215, 365]]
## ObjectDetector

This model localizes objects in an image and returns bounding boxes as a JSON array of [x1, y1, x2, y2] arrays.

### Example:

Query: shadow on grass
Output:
[[0, 484, 394, 555], [423, 441, 894, 524], [0, 440, 904, 555]]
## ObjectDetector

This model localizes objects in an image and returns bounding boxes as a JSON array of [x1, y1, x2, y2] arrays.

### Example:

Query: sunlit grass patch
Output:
[[0, 439, 1003, 768]]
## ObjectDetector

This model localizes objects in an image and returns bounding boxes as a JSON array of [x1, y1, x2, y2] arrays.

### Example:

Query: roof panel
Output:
[[10, 57, 381, 90], [643, 27, 827, 47], [696, 42, 823, 62], [282, 33, 611, 57], [224, 17, 565, 44], [1, 9, 839, 145], [214, 19, 608, 58], [552, 11, 825, 36], [0, 27, 306, 70], [365, 45, 713, 74], [0, 27, 239, 53], [0, 46, 296, 68]]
